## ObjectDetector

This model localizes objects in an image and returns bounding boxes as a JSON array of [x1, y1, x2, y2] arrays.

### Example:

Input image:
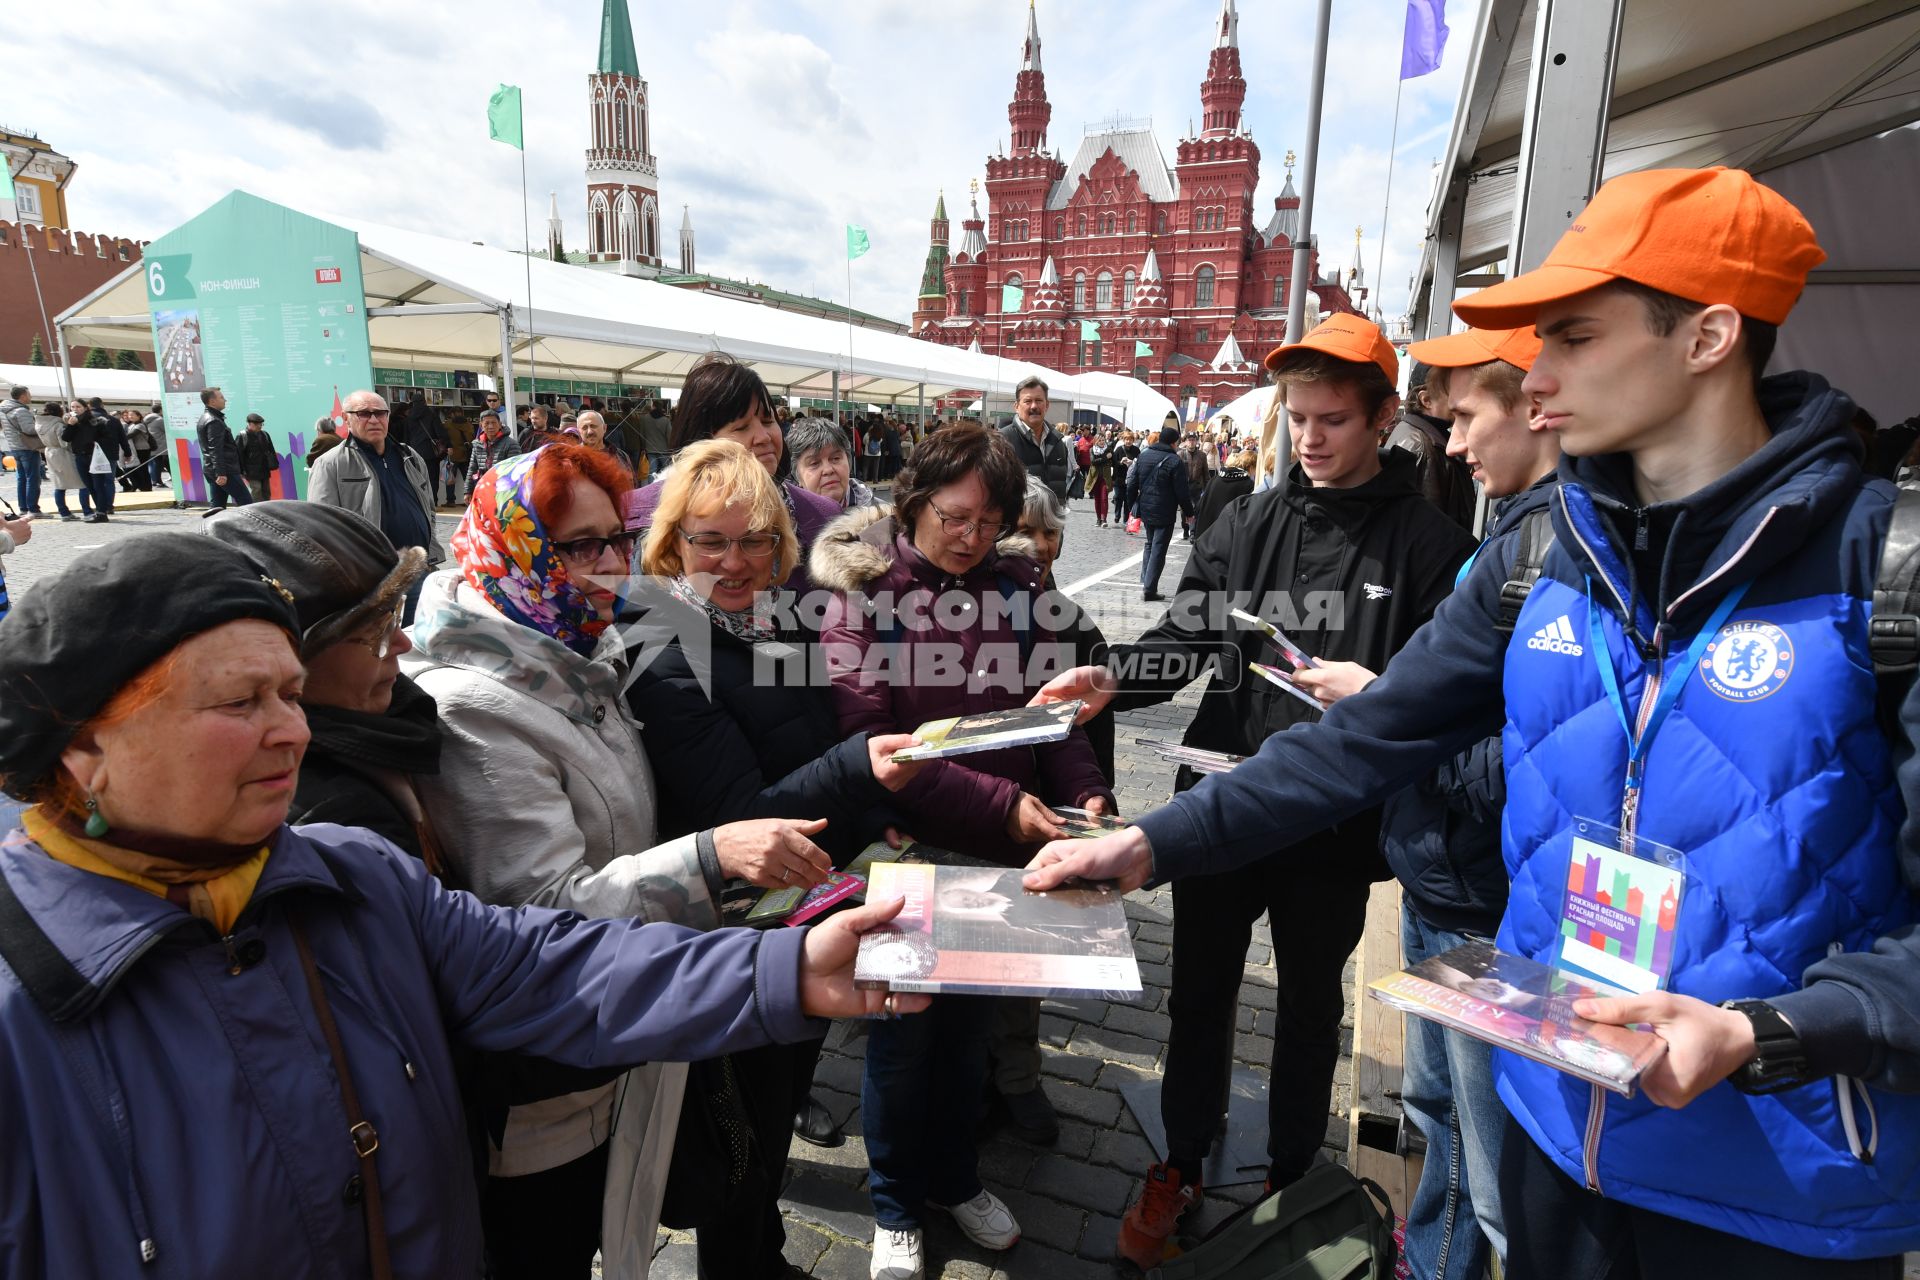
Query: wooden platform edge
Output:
[[1348, 879, 1423, 1220]]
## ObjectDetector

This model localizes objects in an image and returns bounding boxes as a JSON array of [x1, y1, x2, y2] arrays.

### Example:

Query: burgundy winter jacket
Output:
[[810, 506, 1114, 862]]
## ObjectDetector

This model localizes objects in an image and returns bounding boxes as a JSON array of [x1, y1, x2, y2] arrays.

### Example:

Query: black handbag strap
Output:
[[289, 918, 395, 1280]]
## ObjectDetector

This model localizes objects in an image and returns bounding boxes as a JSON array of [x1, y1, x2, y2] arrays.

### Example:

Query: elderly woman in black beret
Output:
[[0, 532, 920, 1278], [205, 501, 444, 865]]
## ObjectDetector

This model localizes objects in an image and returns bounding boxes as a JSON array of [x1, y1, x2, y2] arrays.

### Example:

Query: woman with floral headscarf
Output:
[[402, 442, 843, 1278]]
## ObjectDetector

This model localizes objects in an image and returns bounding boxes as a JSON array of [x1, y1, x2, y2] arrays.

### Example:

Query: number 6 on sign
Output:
[[146, 260, 165, 298]]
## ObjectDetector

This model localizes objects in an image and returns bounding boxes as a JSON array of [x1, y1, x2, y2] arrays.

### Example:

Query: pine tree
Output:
[[84, 346, 111, 369], [115, 348, 143, 371], [26, 335, 46, 365]]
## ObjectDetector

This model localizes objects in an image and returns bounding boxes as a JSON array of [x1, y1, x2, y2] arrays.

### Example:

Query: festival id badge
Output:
[[1555, 819, 1687, 995]]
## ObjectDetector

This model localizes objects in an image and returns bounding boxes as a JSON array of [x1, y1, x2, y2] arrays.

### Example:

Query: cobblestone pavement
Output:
[[650, 497, 1341, 1279]]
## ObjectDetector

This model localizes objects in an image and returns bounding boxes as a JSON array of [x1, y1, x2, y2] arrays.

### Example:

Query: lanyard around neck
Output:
[[1587, 575, 1750, 774]]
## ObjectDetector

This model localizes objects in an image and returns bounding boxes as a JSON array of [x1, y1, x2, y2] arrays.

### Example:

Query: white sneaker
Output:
[[870, 1225, 924, 1280], [930, 1189, 1021, 1251]]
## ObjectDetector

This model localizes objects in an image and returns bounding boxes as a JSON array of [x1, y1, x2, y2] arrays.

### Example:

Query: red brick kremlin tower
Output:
[[584, 0, 661, 267], [912, 0, 1358, 406]]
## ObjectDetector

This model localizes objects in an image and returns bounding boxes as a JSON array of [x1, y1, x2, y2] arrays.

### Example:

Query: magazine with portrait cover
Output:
[[890, 700, 1085, 762], [855, 861, 1143, 1001], [1367, 940, 1667, 1096]]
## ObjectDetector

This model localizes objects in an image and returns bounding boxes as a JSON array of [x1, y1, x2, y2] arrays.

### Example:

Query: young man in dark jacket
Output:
[[1127, 424, 1194, 602], [1034, 169, 1920, 1276], [1378, 323, 1557, 1280], [195, 386, 250, 509], [1110, 314, 1476, 1270]]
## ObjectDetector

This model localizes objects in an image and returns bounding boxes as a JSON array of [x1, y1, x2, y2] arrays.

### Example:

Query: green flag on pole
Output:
[[1001, 283, 1024, 312], [1134, 340, 1152, 357], [846, 225, 871, 260], [1079, 319, 1100, 340], [488, 85, 524, 149]]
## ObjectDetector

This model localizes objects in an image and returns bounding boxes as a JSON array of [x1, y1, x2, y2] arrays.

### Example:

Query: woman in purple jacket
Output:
[[0, 532, 920, 1280], [811, 423, 1115, 1279]]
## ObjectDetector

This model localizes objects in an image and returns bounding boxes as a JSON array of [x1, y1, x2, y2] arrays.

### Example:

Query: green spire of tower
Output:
[[598, 0, 641, 77], [933, 191, 947, 221]]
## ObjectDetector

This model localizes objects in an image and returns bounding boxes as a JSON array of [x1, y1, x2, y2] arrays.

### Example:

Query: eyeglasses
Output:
[[552, 531, 639, 565], [928, 501, 1005, 541], [346, 408, 391, 420], [680, 531, 780, 559], [347, 600, 407, 660], [485, 396, 501, 402]]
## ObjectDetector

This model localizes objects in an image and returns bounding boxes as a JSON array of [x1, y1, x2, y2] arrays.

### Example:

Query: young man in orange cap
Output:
[[1375, 323, 1553, 1280], [1108, 313, 1475, 1270], [1032, 167, 1920, 1276]]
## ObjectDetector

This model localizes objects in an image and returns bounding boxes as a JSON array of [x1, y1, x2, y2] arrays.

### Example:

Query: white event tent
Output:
[[1410, 0, 1920, 424], [53, 194, 1141, 424]]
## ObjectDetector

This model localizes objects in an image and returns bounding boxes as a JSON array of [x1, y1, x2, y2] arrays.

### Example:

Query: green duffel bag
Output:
[[1148, 1163, 1400, 1280]]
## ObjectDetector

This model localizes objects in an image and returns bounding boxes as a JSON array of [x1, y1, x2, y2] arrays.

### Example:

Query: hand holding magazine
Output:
[[891, 700, 1085, 763], [1368, 940, 1667, 1095], [855, 860, 1142, 1000]]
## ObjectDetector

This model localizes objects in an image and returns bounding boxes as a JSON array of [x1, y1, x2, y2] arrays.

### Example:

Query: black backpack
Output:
[[1146, 1163, 1399, 1280]]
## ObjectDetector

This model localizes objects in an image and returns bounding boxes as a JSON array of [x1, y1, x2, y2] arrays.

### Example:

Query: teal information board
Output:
[[144, 191, 374, 501]]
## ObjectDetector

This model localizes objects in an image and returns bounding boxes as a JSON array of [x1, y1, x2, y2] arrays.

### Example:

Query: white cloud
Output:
[[26, 0, 1479, 327]]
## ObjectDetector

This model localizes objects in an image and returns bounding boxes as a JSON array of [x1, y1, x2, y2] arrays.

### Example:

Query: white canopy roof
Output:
[[54, 192, 1133, 413], [1413, 0, 1920, 422], [1063, 371, 1180, 428], [0, 363, 161, 407], [1206, 383, 1276, 432]]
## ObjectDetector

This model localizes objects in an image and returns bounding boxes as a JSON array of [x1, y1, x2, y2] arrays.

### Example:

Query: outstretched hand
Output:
[[1287, 660, 1377, 708], [1024, 825, 1154, 893], [799, 897, 934, 1019], [1027, 664, 1116, 724]]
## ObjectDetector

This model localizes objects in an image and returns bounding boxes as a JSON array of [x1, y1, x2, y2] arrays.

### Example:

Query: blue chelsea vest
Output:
[[1497, 490, 1920, 1260]]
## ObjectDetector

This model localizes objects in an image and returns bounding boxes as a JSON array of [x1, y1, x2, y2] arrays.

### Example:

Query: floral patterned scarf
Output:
[[451, 447, 609, 655]]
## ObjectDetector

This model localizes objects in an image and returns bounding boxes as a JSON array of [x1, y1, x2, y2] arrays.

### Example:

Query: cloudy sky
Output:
[[29, 0, 1476, 326]]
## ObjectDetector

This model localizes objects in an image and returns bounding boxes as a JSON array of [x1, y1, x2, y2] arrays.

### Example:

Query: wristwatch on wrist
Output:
[[1722, 999, 1813, 1094]]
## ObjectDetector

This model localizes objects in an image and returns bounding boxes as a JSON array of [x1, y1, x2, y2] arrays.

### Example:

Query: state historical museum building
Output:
[[911, 1, 1360, 405]]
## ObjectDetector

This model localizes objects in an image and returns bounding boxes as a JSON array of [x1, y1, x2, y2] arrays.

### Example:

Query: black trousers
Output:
[[1501, 1118, 1904, 1280], [694, 1036, 824, 1279], [482, 1138, 610, 1279], [1160, 820, 1380, 1184]]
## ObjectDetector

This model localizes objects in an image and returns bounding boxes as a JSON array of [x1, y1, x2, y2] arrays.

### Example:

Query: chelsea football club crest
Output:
[[1701, 619, 1794, 702]]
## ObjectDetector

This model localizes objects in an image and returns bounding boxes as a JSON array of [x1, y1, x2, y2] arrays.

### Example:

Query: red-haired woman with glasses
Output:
[[403, 443, 840, 1277]]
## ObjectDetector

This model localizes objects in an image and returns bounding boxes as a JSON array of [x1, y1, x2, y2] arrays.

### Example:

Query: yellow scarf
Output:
[[24, 808, 269, 935]]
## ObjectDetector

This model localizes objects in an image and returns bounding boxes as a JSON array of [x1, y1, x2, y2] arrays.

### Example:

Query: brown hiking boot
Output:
[[1117, 1161, 1201, 1271]]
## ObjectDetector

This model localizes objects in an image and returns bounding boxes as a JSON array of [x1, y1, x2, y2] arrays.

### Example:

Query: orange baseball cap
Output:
[[1453, 167, 1825, 330], [1408, 325, 1542, 373], [1264, 312, 1398, 384]]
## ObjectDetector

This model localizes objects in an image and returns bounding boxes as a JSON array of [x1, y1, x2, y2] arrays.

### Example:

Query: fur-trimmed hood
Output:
[[808, 504, 1044, 595]]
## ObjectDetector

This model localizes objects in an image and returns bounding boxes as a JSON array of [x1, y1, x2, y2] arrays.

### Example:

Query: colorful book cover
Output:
[[855, 862, 1142, 1000], [845, 840, 908, 880], [1134, 738, 1244, 775], [1049, 806, 1130, 839], [784, 871, 866, 926], [1367, 940, 1666, 1096], [891, 700, 1084, 762], [743, 883, 806, 924]]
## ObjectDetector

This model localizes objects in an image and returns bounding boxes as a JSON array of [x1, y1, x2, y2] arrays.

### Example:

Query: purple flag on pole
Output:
[[1400, 0, 1449, 79]]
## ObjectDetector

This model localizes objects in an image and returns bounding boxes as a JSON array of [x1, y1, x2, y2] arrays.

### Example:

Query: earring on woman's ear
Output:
[[84, 795, 109, 839]]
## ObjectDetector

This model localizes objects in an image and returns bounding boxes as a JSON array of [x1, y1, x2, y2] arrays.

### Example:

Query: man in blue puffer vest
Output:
[[1028, 167, 1920, 1277]]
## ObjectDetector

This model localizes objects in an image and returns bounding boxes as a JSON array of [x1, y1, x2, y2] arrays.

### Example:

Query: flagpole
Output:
[[520, 133, 536, 396], [1373, 76, 1406, 328], [846, 253, 855, 419]]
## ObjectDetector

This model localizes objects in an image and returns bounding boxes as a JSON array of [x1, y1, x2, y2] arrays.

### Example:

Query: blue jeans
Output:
[[862, 995, 993, 1229], [646, 451, 672, 478], [9, 451, 43, 512], [1400, 903, 1507, 1280], [85, 472, 117, 516], [1140, 521, 1175, 595]]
